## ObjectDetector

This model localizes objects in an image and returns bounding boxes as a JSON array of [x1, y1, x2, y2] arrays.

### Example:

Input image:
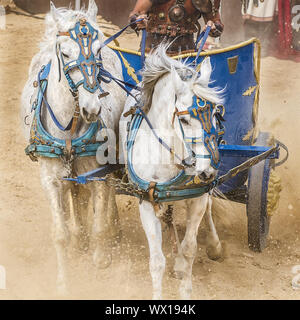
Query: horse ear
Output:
[[198, 57, 212, 86], [50, 1, 61, 24], [87, 0, 98, 22]]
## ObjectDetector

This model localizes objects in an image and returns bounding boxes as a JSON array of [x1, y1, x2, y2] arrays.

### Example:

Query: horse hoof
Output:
[[206, 241, 224, 261], [57, 282, 69, 297], [152, 293, 162, 300], [179, 289, 192, 300]]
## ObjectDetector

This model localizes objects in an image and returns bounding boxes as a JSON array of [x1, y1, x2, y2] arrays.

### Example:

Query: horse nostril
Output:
[[82, 107, 99, 123], [97, 107, 101, 117], [82, 107, 88, 118], [82, 108, 92, 122], [200, 171, 213, 181], [200, 172, 207, 180]]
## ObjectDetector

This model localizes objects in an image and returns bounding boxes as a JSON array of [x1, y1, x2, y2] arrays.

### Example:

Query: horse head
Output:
[[50, 0, 107, 124], [172, 58, 225, 181], [142, 45, 225, 182]]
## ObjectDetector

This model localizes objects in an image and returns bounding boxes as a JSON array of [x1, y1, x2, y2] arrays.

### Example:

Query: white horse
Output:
[[21, 0, 126, 294], [120, 46, 225, 299]]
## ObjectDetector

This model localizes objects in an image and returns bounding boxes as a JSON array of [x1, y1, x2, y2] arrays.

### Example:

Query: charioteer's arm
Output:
[[202, 0, 224, 37], [129, 0, 153, 30], [130, 0, 152, 16], [129, 0, 170, 30]]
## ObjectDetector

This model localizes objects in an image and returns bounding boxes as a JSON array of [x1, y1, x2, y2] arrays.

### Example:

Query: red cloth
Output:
[[276, 0, 300, 62]]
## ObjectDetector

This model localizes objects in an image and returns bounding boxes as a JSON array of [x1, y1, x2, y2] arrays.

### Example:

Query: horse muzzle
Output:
[[82, 106, 101, 123]]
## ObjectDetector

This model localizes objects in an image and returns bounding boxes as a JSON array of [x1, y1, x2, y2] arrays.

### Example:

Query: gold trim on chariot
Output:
[[109, 38, 261, 142], [108, 38, 261, 59]]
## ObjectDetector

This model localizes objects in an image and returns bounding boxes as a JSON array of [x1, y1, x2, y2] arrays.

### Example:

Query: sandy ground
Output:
[[0, 10, 300, 300]]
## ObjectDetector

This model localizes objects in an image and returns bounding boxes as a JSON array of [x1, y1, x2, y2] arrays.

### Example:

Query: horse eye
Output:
[[180, 118, 190, 125], [62, 52, 70, 59]]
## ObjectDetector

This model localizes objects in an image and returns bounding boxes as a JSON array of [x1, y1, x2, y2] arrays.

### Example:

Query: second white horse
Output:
[[121, 45, 225, 299], [21, 0, 126, 294]]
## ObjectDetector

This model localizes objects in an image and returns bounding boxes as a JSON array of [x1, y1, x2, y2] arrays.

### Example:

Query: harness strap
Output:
[[38, 64, 74, 132], [99, 19, 147, 69], [58, 32, 70, 37], [66, 92, 81, 158], [148, 181, 161, 213], [100, 19, 145, 49], [141, 29, 147, 68], [124, 106, 138, 118], [98, 67, 141, 101], [195, 25, 211, 62], [176, 110, 190, 116]]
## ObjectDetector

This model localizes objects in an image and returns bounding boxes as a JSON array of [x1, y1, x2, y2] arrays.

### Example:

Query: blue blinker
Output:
[[184, 96, 225, 169], [61, 19, 104, 94]]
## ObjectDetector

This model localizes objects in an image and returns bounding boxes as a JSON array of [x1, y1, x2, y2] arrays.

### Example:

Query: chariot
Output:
[[62, 37, 287, 252]]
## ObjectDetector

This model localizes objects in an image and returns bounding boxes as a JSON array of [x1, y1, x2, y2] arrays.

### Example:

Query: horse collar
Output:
[[25, 63, 106, 162], [126, 105, 220, 203]]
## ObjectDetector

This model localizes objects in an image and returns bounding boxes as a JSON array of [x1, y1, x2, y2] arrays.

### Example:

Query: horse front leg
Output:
[[91, 182, 112, 269], [174, 195, 208, 300], [40, 167, 70, 295], [107, 184, 122, 243], [140, 201, 166, 300], [70, 184, 90, 253], [205, 196, 223, 261]]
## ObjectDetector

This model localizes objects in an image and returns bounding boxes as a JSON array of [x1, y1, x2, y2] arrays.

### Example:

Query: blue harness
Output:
[[25, 62, 105, 161], [177, 96, 225, 170], [126, 97, 225, 202], [25, 19, 108, 162], [57, 20, 281, 204], [25, 19, 145, 163]]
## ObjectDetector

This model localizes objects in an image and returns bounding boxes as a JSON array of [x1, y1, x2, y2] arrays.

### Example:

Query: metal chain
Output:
[[104, 174, 147, 199]]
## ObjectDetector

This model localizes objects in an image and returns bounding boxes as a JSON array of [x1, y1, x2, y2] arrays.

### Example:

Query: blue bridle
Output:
[[25, 62, 105, 161], [26, 18, 145, 163], [176, 96, 225, 170], [25, 19, 110, 162], [126, 95, 225, 202], [58, 19, 106, 95]]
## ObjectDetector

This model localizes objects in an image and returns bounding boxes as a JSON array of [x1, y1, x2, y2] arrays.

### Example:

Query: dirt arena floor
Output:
[[0, 9, 300, 300]]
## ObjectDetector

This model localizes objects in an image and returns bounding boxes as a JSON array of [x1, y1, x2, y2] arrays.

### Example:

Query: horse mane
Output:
[[141, 43, 224, 113]]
